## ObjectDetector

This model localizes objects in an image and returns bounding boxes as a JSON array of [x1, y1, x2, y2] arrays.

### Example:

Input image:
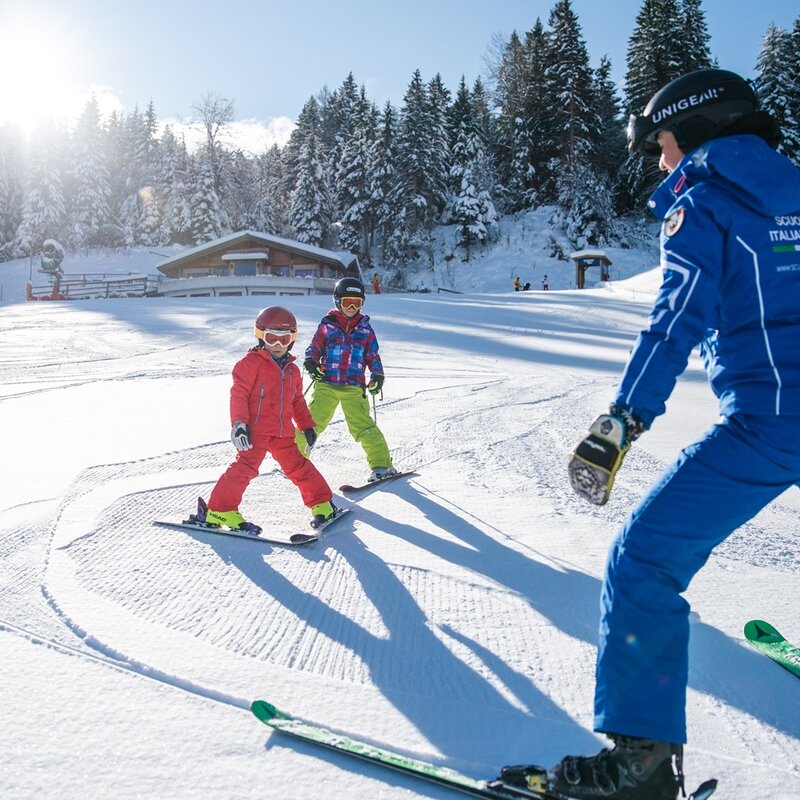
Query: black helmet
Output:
[[333, 277, 365, 310], [627, 68, 761, 155]]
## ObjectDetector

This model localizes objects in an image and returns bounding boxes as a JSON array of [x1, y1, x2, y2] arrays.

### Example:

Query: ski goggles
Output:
[[255, 327, 297, 347], [340, 296, 364, 311]]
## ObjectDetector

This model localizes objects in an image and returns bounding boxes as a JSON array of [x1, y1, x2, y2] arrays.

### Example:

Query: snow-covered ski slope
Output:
[[1, 286, 798, 799]]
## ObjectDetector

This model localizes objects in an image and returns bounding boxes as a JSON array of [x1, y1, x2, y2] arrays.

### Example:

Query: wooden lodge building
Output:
[[156, 231, 362, 298]]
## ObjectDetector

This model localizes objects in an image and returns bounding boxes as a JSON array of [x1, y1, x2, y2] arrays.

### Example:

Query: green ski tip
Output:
[[251, 700, 289, 723], [743, 619, 782, 644]]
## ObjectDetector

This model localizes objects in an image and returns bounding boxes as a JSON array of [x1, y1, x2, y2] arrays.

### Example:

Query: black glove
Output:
[[231, 421, 253, 451], [303, 427, 317, 450], [568, 404, 646, 505], [304, 358, 325, 381], [367, 374, 385, 395]]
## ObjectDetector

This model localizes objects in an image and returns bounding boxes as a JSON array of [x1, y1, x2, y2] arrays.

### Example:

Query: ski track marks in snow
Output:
[[2, 354, 799, 797]]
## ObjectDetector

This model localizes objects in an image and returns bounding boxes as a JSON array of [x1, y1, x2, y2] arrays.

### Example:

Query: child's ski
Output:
[[153, 507, 350, 547], [744, 619, 800, 678], [153, 519, 318, 545], [250, 700, 717, 800], [339, 470, 416, 495]]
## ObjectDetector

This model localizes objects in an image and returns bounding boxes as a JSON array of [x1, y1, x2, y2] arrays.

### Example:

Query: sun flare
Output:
[[0, 15, 84, 132]]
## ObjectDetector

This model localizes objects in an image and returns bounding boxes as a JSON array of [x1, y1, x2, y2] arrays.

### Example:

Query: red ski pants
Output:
[[208, 435, 332, 512]]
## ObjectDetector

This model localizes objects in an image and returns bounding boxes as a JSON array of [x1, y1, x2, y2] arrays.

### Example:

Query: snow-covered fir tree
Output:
[[289, 126, 332, 246], [368, 103, 399, 259], [258, 145, 290, 236], [336, 88, 379, 264], [69, 96, 115, 250], [158, 126, 193, 245], [545, 0, 600, 200], [0, 126, 25, 258], [387, 70, 450, 263], [447, 76, 498, 254], [619, 0, 711, 211], [190, 149, 223, 243], [783, 17, 800, 165], [756, 22, 799, 165], [320, 73, 359, 220], [15, 125, 68, 256], [493, 30, 537, 210]]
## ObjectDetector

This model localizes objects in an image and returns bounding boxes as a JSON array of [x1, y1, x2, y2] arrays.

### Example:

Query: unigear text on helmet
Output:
[[627, 68, 759, 155]]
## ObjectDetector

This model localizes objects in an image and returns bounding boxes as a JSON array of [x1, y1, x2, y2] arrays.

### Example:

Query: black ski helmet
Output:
[[333, 276, 366, 310], [627, 68, 762, 155]]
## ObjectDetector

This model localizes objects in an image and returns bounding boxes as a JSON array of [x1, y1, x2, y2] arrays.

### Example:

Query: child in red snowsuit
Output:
[[203, 306, 335, 530]]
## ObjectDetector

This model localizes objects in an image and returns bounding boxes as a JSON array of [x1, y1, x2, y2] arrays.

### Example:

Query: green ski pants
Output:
[[296, 382, 392, 469]]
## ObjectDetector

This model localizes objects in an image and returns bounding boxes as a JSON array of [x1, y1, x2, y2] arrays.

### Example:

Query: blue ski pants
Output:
[[594, 413, 800, 744]]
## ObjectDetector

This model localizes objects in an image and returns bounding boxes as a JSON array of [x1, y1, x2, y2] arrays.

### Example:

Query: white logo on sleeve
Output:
[[663, 207, 685, 237]]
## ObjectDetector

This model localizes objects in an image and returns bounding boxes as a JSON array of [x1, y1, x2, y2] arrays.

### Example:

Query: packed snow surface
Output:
[[1, 263, 798, 799]]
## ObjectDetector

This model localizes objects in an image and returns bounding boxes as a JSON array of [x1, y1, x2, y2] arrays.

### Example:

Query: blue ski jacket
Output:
[[616, 134, 800, 427]]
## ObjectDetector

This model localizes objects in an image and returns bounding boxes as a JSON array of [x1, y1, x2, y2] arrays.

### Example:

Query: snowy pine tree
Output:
[[620, 0, 709, 210], [190, 149, 223, 244], [16, 125, 68, 256], [783, 17, 800, 165], [337, 89, 379, 263], [545, 0, 600, 204], [388, 70, 450, 263], [289, 127, 332, 246], [368, 103, 399, 261], [0, 126, 25, 258], [756, 22, 799, 164], [69, 96, 115, 250], [158, 126, 193, 245]]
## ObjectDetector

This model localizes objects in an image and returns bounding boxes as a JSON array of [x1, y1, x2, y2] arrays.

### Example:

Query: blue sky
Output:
[[0, 0, 797, 152]]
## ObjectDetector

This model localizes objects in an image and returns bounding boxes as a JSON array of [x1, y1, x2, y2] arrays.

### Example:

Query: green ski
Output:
[[250, 700, 545, 798], [744, 619, 800, 679], [249, 700, 717, 800]]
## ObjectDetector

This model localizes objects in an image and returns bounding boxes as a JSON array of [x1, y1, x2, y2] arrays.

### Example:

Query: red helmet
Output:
[[253, 306, 297, 349]]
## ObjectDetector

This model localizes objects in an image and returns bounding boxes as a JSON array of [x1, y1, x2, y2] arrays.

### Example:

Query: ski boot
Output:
[[310, 501, 337, 529], [196, 498, 262, 535], [546, 734, 684, 799], [368, 466, 398, 483]]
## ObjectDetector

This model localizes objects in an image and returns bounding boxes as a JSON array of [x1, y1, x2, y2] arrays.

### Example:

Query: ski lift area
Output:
[[570, 249, 612, 289]]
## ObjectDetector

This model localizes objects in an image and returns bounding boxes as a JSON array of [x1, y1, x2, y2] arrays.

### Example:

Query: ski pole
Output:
[[371, 390, 383, 423]]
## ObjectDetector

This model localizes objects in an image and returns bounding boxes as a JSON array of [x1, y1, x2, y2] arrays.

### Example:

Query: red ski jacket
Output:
[[229, 348, 314, 439]]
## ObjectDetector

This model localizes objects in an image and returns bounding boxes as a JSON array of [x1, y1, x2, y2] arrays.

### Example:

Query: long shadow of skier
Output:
[[353, 487, 800, 744], [223, 526, 600, 770]]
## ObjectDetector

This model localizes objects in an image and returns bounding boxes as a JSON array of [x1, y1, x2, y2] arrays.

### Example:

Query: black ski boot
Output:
[[547, 734, 684, 799]]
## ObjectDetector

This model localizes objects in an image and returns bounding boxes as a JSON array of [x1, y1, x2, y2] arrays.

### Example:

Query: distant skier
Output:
[[372, 272, 381, 294], [199, 306, 336, 531], [541, 275, 549, 290], [514, 276, 521, 291], [297, 277, 397, 483], [505, 68, 800, 799]]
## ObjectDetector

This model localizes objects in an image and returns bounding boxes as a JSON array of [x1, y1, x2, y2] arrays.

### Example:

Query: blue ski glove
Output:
[[303, 427, 318, 450], [568, 404, 646, 505], [304, 358, 325, 381], [231, 421, 253, 451], [367, 374, 384, 395]]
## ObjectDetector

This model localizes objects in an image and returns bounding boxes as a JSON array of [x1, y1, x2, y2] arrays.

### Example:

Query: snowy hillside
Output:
[[0, 209, 661, 305], [1, 280, 798, 797]]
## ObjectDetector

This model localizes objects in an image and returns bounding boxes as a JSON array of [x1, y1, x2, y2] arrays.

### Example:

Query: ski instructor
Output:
[[509, 69, 800, 799]]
